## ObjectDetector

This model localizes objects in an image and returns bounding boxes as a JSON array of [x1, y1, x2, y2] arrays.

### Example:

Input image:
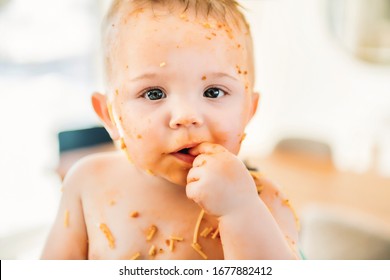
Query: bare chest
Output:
[[82, 182, 224, 260]]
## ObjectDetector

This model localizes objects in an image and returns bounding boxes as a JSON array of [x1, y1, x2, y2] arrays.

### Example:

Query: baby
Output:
[[42, 0, 300, 260]]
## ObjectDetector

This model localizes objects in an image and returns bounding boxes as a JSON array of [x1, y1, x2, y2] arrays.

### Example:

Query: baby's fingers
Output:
[[189, 142, 226, 156], [186, 168, 202, 201]]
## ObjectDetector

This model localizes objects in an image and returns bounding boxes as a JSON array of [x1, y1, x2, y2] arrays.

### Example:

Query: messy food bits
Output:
[[148, 245, 157, 257], [193, 209, 204, 244], [130, 252, 141, 260], [109, 200, 116, 206], [64, 209, 69, 228], [200, 227, 213, 238], [129, 211, 139, 218], [99, 223, 115, 249], [282, 199, 300, 230], [146, 224, 158, 241], [191, 209, 208, 259], [249, 171, 264, 194], [191, 242, 208, 259], [211, 227, 220, 239], [167, 236, 184, 252]]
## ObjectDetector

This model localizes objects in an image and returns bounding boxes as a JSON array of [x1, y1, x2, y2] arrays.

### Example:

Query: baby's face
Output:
[[108, 8, 257, 186]]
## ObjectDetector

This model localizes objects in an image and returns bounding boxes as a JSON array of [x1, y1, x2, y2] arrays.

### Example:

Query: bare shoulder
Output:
[[63, 150, 126, 191], [42, 151, 126, 259], [250, 171, 300, 251]]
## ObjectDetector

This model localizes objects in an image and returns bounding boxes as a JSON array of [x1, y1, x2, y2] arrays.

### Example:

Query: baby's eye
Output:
[[142, 88, 166, 100], [203, 87, 226, 99]]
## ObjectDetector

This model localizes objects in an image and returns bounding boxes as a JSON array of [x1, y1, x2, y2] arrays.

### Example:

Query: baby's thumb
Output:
[[189, 142, 226, 156]]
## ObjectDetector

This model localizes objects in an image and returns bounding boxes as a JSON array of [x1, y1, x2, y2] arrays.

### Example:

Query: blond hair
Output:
[[105, 0, 250, 28], [102, 0, 255, 87]]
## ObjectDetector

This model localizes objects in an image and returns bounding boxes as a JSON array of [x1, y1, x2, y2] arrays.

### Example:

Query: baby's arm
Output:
[[187, 143, 298, 259], [218, 178, 299, 259], [41, 165, 88, 259]]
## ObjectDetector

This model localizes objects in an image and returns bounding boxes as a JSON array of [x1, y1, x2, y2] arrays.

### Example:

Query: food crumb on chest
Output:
[[99, 223, 115, 249], [129, 211, 139, 218], [146, 224, 158, 241], [129, 252, 141, 260]]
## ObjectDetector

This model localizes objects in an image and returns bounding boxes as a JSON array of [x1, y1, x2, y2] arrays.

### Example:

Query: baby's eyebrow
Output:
[[130, 73, 157, 82], [130, 72, 238, 82], [208, 72, 238, 82]]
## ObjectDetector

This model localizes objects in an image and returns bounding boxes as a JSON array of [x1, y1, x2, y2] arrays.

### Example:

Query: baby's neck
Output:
[[134, 165, 188, 195]]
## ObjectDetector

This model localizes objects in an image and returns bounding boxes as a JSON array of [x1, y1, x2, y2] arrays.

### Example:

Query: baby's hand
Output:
[[186, 142, 258, 217]]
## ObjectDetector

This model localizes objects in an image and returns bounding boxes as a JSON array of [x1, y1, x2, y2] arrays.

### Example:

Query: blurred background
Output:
[[0, 0, 389, 259]]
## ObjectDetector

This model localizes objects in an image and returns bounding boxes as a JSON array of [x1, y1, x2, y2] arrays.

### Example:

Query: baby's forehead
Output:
[[103, 1, 255, 88]]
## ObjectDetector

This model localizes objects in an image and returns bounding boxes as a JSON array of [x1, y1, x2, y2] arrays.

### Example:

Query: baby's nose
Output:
[[169, 106, 204, 129]]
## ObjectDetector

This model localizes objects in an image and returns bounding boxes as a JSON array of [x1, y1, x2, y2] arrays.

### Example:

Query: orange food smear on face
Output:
[[99, 223, 115, 249], [137, 134, 142, 139], [225, 28, 234, 39], [203, 22, 211, 29], [119, 138, 133, 163], [201, 75, 207, 80]]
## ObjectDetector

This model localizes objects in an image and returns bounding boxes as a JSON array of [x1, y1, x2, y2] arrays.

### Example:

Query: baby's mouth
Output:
[[177, 148, 190, 155], [170, 145, 198, 164]]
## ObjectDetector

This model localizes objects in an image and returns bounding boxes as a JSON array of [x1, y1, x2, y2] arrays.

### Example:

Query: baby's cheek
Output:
[[212, 119, 246, 152]]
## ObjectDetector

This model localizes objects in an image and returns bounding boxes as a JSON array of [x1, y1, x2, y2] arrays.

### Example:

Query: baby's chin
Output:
[[159, 169, 189, 187]]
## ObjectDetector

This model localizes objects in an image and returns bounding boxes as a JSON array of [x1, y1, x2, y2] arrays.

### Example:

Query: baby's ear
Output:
[[91, 92, 120, 141], [249, 92, 260, 121]]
